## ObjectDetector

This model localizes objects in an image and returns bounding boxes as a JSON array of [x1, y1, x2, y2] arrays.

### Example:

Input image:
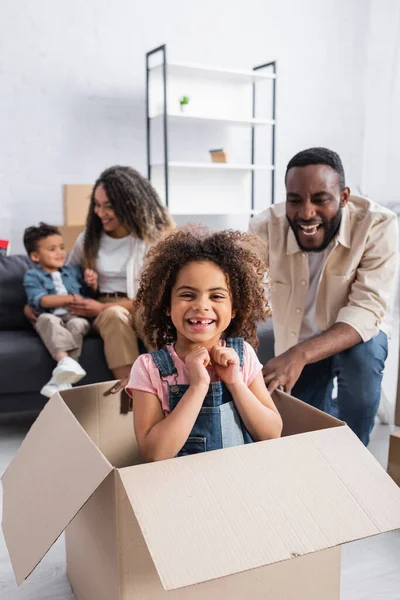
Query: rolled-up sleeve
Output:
[[23, 270, 47, 310], [336, 213, 398, 341]]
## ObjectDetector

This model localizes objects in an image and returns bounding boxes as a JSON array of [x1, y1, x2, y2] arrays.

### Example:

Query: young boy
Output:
[[23, 223, 97, 398]]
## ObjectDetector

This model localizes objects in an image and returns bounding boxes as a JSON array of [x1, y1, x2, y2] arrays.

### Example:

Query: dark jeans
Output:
[[291, 331, 388, 446]]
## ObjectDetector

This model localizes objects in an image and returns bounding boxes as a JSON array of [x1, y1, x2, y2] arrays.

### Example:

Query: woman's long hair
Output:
[[83, 166, 174, 269]]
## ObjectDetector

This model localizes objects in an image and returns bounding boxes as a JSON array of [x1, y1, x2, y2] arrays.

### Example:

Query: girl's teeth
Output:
[[189, 319, 212, 325]]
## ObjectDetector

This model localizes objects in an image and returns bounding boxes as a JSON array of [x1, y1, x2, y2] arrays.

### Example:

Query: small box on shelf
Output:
[[210, 148, 228, 163]]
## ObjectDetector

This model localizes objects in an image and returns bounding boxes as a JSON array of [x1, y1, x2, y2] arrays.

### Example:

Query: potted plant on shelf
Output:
[[179, 96, 190, 113]]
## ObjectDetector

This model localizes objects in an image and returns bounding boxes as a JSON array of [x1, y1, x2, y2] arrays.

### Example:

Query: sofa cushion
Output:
[[0, 255, 33, 330], [256, 320, 275, 365]]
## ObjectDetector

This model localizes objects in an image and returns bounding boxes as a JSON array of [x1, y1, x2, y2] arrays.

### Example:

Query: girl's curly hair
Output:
[[133, 227, 271, 349]]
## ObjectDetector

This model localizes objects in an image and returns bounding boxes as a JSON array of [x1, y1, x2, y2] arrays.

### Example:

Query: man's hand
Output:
[[68, 298, 104, 318], [24, 304, 39, 324], [262, 347, 306, 394]]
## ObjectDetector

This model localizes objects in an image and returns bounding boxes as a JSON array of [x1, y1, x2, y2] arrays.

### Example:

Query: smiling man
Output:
[[249, 147, 398, 445]]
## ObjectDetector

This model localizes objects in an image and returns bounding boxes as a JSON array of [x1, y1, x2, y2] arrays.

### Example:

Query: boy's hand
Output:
[[24, 304, 39, 324], [84, 268, 98, 291], [185, 347, 211, 387], [210, 346, 241, 386]]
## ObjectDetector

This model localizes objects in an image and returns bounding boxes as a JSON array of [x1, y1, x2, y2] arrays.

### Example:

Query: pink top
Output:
[[126, 342, 263, 415]]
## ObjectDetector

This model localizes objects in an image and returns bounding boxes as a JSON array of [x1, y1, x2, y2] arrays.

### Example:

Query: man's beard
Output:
[[287, 208, 342, 253]]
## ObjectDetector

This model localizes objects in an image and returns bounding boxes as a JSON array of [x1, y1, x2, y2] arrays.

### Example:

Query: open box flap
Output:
[[1, 393, 113, 584], [119, 422, 400, 591]]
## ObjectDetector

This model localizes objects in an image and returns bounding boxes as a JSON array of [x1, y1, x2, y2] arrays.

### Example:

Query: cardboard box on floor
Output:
[[57, 225, 85, 252], [3, 383, 400, 600], [388, 429, 400, 486], [64, 184, 93, 226]]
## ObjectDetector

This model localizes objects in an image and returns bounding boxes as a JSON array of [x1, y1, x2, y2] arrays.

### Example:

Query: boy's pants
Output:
[[35, 313, 90, 361]]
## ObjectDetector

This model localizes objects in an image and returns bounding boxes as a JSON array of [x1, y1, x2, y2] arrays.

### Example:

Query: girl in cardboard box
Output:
[[126, 228, 282, 460]]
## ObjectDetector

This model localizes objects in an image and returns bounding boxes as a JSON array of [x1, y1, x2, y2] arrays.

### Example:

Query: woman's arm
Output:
[[132, 383, 209, 462], [226, 372, 283, 441]]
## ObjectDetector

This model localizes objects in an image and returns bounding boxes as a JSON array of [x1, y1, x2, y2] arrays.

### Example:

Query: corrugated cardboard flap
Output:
[[118, 426, 400, 591], [1, 393, 113, 584]]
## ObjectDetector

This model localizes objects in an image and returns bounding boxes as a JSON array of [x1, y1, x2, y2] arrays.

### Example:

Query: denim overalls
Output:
[[150, 337, 253, 457]]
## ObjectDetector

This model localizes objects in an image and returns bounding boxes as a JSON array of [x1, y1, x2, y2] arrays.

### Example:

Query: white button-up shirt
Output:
[[249, 195, 398, 356]]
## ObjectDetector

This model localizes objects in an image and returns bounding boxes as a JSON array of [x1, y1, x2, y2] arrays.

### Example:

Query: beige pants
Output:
[[35, 313, 90, 361], [93, 305, 140, 370]]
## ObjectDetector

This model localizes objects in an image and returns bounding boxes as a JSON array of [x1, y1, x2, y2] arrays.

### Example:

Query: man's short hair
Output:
[[23, 222, 60, 255], [285, 147, 346, 190]]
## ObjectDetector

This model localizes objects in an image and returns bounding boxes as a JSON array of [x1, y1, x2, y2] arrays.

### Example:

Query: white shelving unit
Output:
[[151, 162, 274, 171], [149, 61, 276, 83], [146, 45, 277, 216], [151, 113, 275, 127]]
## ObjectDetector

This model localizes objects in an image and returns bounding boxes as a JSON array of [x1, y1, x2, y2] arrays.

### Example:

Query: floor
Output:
[[0, 411, 399, 599]]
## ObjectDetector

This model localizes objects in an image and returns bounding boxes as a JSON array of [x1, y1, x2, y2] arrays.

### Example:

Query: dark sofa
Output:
[[0, 254, 275, 414], [0, 255, 114, 414]]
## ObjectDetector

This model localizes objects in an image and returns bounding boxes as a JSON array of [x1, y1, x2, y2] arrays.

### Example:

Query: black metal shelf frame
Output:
[[251, 60, 277, 209], [146, 44, 276, 210]]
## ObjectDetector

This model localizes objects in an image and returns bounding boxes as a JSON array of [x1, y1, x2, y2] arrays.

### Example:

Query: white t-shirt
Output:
[[67, 231, 147, 299], [51, 271, 69, 316], [96, 233, 131, 294], [298, 251, 326, 342]]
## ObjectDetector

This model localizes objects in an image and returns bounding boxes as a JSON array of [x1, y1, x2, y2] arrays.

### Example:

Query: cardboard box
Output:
[[3, 383, 400, 600], [64, 184, 93, 226], [388, 429, 400, 486], [57, 225, 85, 252], [395, 378, 400, 426]]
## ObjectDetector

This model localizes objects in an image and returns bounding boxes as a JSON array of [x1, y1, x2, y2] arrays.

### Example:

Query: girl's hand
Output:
[[210, 345, 241, 386], [84, 268, 98, 291], [185, 347, 211, 388]]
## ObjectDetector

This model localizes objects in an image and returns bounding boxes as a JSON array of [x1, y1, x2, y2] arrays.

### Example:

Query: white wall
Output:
[[361, 0, 400, 207], [1, 0, 370, 253]]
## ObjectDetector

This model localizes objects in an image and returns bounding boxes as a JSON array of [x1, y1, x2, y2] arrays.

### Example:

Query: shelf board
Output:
[[170, 209, 261, 216], [150, 61, 275, 83], [151, 162, 274, 171], [151, 113, 275, 127]]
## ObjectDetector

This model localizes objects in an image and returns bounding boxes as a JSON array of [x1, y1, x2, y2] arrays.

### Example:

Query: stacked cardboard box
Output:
[[395, 379, 400, 426], [388, 429, 400, 487], [56, 184, 93, 251], [2, 383, 400, 600]]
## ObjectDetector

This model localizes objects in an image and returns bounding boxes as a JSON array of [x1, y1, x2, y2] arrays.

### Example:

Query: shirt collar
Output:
[[36, 265, 69, 276], [336, 203, 351, 248], [286, 203, 351, 255]]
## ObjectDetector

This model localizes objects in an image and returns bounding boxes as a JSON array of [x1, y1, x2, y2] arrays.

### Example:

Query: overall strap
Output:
[[149, 348, 177, 377], [226, 337, 244, 367]]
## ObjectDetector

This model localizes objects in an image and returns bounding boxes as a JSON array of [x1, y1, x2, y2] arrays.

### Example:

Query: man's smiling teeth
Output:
[[188, 318, 214, 325], [299, 224, 321, 236]]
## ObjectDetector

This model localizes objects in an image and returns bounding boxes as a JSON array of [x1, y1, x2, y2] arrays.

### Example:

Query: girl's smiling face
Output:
[[170, 261, 235, 348]]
